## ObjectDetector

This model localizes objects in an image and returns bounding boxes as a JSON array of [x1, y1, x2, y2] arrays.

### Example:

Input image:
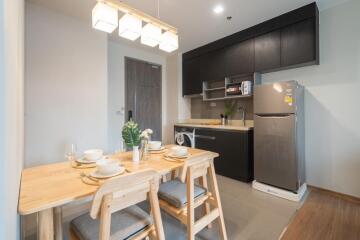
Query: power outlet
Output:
[[210, 102, 217, 107]]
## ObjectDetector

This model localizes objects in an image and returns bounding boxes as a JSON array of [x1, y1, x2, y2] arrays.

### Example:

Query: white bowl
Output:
[[84, 149, 103, 161], [170, 146, 188, 157], [149, 141, 162, 150], [96, 159, 119, 175]]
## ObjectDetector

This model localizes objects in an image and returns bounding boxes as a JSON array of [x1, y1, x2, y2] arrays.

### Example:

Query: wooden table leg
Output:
[[54, 207, 63, 240], [38, 208, 54, 240]]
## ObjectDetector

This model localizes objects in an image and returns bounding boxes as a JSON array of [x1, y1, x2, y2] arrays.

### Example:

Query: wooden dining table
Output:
[[18, 145, 218, 240]]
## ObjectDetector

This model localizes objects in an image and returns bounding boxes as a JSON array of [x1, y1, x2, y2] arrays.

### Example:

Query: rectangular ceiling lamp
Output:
[[92, 2, 118, 33], [118, 14, 142, 41], [141, 23, 162, 47], [159, 31, 179, 52]]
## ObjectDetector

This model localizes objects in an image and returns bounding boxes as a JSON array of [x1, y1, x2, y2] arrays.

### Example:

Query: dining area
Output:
[[18, 141, 228, 240]]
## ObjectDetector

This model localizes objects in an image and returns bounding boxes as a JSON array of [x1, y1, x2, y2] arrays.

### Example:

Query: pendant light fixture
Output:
[[141, 23, 162, 47], [118, 14, 142, 41], [92, 1, 118, 33], [159, 31, 179, 53], [92, 0, 179, 52]]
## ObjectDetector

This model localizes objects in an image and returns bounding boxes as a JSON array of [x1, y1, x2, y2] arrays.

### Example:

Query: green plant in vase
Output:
[[122, 120, 141, 162], [122, 120, 141, 148]]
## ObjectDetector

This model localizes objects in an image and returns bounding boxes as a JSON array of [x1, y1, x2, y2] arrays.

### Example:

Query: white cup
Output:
[[96, 159, 119, 175], [149, 141, 162, 150], [171, 146, 188, 157], [84, 149, 104, 161]]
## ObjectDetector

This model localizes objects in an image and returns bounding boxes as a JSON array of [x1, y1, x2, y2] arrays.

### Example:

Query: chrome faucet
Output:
[[238, 107, 246, 126]]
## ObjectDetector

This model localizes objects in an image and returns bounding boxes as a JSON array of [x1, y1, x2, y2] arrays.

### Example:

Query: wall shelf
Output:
[[202, 72, 260, 102], [204, 87, 226, 92]]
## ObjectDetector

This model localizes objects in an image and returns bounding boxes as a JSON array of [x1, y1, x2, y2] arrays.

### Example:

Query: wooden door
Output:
[[125, 57, 162, 140]]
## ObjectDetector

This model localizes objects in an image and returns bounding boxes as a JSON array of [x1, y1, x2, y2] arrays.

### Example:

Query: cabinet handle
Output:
[[195, 135, 216, 140]]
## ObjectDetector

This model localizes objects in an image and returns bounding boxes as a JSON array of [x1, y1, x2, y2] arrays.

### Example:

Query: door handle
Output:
[[195, 135, 216, 140], [128, 110, 133, 121]]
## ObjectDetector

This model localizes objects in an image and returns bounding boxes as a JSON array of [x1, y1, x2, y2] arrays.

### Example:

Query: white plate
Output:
[[148, 146, 165, 151], [89, 166, 125, 179], [76, 156, 102, 164], [165, 153, 189, 159]]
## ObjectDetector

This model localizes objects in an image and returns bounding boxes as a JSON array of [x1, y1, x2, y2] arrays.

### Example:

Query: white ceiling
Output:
[[27, 0, 348, 54]]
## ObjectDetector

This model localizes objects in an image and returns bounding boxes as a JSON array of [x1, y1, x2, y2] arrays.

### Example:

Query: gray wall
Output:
[[262, 0, 360, 198], [191, 98, 253, 120]]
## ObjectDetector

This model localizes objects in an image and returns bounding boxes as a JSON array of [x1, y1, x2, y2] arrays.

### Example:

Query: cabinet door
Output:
[[205, 50, 226, 82], [182, 57, 203, 96], [225, 39, 254, 76], [195, 128, 253, 182], [254, 30, 281, 72], [281, 18, 316, 67]]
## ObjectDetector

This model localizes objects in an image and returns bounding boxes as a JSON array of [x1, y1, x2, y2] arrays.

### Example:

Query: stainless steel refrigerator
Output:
[[254, 81, 305, 192]]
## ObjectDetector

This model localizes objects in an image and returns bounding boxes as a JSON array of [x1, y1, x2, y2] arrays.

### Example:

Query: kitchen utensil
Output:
[[170, 146, 188, 157], [84, 149, 104, 161], [90, 166, 125, 179], [96, 158, 120, 175], [148, 141, 162, 150]]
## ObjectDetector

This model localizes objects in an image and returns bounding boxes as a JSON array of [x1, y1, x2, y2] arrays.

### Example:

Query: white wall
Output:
[[165, 54, 180, 143], [25, 3, 108, 167], [0, 0, 24, 238], [176, 54, 191, 121], [0, 0, 4, 234], [107, 41, 169, 149], [262, 0, 360, 197]]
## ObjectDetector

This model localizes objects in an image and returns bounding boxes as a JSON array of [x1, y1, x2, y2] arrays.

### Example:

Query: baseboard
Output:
[[252, 180, 307, 202], [308, 185, 360, 204]]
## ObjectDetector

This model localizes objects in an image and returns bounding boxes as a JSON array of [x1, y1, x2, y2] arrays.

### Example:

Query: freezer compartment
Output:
[[254, 81, 299, 115], [254, 114, 298, 191]]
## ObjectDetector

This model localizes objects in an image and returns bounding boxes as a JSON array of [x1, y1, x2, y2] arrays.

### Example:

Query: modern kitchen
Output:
[[175, 1, 314, 196], [1, 0, 359, 239]]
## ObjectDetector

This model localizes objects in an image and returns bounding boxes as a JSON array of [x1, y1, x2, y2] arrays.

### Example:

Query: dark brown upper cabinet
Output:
[[281, 18, 318, 67], [182, 2, 319, 96], [205, 49, 227, 82], [182, 57, 203, 96], [225, 39, 254, 76], [254, 30, 281, 72]]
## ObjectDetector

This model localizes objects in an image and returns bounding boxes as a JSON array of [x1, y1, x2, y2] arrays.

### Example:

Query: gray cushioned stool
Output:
[[71, 205, 152, 240], [158, 178, 206, 208]]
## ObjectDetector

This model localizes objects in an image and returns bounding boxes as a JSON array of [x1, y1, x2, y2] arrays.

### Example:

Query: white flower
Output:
[[146, 129, 153, 135], [140, 129, 153, 140]]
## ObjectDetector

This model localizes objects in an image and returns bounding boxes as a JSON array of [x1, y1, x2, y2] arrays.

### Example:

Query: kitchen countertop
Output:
[[175, 122, 254, 131]]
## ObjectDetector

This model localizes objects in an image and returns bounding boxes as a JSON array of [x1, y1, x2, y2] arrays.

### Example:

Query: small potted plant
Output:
[[122, 120, 141, 162], [223, 100, 237, 124]]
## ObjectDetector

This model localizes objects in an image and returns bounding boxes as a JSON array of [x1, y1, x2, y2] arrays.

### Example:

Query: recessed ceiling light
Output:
[[213, 5, 224, 14]]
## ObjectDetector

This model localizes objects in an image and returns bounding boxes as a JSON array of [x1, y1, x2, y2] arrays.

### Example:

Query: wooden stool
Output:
[[158, 152, 228, 240], [70, 170, 165, 240]]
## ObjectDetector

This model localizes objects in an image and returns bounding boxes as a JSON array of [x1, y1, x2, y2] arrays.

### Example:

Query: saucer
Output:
[[76, 156, 102, 164], [89, 166, 125, 179], [148, 146, 165, 151], [165, 152, 189, 159]]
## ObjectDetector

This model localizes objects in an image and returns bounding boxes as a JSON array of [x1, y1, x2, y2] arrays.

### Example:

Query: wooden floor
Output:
[[282, 188, 360, 240]]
